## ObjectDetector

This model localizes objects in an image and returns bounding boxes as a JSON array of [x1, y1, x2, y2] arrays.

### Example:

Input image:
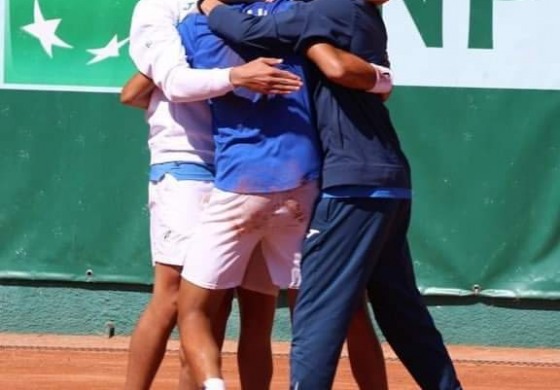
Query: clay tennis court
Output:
[[1, 334, 559, 389]]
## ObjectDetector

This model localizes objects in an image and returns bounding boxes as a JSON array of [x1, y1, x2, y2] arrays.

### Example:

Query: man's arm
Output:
[[120, 72, 155, 109], [306, 43, 393, 98], [202, 0, 311, 52], [201, 0, 391, 95], [129, 0, 301, 102], [129, 0, 234, 102]]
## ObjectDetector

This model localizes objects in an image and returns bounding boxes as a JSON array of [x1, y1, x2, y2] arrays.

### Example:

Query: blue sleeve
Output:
[[177, 16, 197, 66], [207, 0, 352, 53], [177, 14, 244, 70]]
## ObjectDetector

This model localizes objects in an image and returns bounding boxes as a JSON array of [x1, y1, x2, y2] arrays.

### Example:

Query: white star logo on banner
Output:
[[21, 0, 73, 58], [86, 35, 129, 65]]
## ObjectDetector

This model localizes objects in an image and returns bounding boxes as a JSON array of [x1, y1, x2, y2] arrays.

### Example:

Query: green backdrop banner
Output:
[[1, 0, 559, 298], [2, 0, 133, 90]]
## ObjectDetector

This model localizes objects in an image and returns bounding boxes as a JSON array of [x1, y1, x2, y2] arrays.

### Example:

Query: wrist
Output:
[[229, 66, 242, 88], [368, 65, 392, 94]]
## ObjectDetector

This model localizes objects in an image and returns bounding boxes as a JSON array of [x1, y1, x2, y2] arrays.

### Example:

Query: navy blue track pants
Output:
[[290, 198, 461, 390]]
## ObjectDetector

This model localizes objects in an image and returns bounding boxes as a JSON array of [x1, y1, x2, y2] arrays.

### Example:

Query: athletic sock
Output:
[[203, 378, 226, 390]]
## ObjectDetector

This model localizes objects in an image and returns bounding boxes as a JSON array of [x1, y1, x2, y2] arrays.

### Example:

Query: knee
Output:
[[149, 286, 181, 322], [239, 328, 272, 350], [239, 313, 273, 350]]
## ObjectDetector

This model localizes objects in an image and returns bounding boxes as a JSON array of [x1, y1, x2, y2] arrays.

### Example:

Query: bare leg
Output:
[[287, 288, 298, 319], [178, 279, 229, 387], [214, 289, 234, 350], [177, 291, 233, 390], [125, 264, 196, 390], [236, 288, 276, 390], [347, 299, 388, 390], [178, 348, 196, 390]]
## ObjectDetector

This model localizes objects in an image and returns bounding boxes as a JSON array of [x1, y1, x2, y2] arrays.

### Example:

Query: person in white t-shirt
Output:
[[122, 1, 303, 389]]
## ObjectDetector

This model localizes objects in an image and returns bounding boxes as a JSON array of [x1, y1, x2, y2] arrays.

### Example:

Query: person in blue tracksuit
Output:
[[199, 0, 464, 389]]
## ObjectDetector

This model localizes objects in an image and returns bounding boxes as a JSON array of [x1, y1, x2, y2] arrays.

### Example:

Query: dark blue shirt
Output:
[[177, 1, 321, 193], [208, 0, 411, 191]]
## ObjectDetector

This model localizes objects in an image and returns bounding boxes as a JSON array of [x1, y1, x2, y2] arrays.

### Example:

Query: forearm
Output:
[[159, 65, 233, 103], [306, 43, 393, 94], [124, 93, 152, 110], [132, 30, 234, 103], [306, 43, 374, 89], [120, 72, 155, 109]]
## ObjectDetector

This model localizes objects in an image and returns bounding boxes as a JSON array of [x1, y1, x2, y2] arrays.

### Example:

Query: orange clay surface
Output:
[[1, 333, 560, 389]]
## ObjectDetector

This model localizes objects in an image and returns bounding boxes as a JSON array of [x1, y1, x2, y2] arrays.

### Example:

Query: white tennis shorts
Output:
[[181, 181, 319, 291], [149, 174, 279, 295], [149, 174, 213, 267]]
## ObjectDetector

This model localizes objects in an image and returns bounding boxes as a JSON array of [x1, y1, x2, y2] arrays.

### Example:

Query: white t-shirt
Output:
[[129, 0, 234, 165]]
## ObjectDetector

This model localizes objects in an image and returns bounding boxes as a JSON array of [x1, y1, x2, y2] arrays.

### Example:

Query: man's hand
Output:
[[199, 0, 261, 15], [198, 0, 264, 15], [199, 0, 225, 15], [230, 57, 303, 95]]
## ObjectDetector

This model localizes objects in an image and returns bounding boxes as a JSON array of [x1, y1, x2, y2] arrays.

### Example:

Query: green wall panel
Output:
[[1, 87, 558, 299], [387, 88, 560, 298], [0, 90, 152, 283]]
